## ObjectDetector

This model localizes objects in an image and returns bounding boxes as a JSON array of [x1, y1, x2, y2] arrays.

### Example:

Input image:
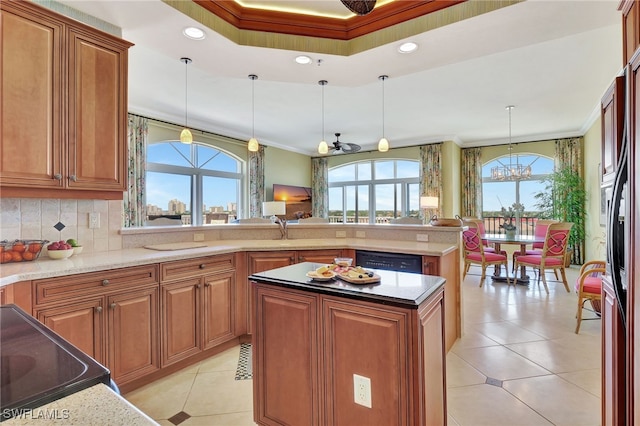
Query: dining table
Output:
[[483, 233, 546, 285]]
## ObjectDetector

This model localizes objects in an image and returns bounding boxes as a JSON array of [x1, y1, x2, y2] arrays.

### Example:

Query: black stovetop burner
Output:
[[0, 304, 111, 421]]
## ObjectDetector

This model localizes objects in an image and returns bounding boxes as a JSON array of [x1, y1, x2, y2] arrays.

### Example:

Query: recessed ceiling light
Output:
[[295, 55, 312, 65], [183, 27, 205, 40], [398, 42, 418, 54]]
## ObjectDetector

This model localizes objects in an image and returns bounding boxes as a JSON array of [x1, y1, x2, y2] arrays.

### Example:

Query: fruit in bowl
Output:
[[47, 241, 74, 259], [66, 239, 83, 255]]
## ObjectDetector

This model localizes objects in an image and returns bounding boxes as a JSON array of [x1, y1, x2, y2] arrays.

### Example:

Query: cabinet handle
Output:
[[69, 175, 77, 182], [102, 279, 109, 286], [95, 306, 103, 313], [290, 257, 295, 262], [205, 283, 211, 287], [196, 284, 202, 289], [109, 302, 116, 309], [53, 173, 62, 180], [299, 256, 305, 261], [199, 264, 206, 269]]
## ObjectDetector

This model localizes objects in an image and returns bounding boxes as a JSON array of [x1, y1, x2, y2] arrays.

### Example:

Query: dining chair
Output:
[[575, 260, 606, 333], [462, 220, 511, 287], [462, 218, 495, 253], [512, 219, 558, 272], [514, 222, 573, 294]]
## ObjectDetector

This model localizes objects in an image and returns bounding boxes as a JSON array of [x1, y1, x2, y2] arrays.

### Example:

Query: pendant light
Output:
[[179, 57, 193, 144], [378, 75, 390, 152], [247, 74, 260, 152], [317, 80, 329, 154]]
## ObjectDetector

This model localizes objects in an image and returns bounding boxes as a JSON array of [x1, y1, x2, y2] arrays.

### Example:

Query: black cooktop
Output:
[[0, 304, 111, 421]]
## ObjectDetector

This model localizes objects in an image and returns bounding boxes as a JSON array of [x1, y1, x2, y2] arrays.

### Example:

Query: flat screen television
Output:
[[273, 184, 312, 220]]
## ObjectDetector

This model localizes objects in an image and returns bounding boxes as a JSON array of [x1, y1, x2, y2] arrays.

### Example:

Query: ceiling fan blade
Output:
[[341, 143, 361, 153]]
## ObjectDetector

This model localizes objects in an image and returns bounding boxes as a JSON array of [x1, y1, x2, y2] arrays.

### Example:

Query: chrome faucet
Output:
[[275, 218, 288, 240]]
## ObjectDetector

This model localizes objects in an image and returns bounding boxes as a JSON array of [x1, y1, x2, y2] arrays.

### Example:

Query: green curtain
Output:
[[248, 145, 265, 218], [555, 137, 584, 264], [419, 144, 442, 219], [311, 157, 328, 218], [461, 147, 482, 218], [123, 114, 148, 227]]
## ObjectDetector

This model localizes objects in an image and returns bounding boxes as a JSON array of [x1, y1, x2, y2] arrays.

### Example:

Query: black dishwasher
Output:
[[355, 250, 423, 274]]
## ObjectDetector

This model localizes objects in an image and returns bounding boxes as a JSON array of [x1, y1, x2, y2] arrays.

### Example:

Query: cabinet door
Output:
[[253, 285, 320, 426], [297, 249, 342, 264], [248, 251, 296, 274], [35, 298, 105, 364], [601, 76, 625, 184], [67, 27, 128, 191], [161, 278, 201, 367], [425, 251, 460, 352], [202, 271, 236, 349], [322, 297, 410, 426], [108, 287, 159, 384], [0, 3, 64, 188], [602, 277, 626, 426]]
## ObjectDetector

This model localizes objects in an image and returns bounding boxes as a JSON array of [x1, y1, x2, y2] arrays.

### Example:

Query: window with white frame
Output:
[[146, 141, 244, 225], [328, 159, 420, 223]]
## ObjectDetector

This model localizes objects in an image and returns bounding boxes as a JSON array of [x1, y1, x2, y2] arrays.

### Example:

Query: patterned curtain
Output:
[[248, 145, 265, 218], [123, 114, 147, 227], [555, 137, 584, 264], [311, 157, 328, 218], [461, 147, 482, 218], [419, 144, 442, 219]]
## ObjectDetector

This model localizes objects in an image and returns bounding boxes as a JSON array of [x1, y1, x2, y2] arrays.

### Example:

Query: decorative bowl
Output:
[[0, 239, 48, 263], [47, 248, 74, 260], [334, 257, 353, 267], [72, 246, 83, 255]]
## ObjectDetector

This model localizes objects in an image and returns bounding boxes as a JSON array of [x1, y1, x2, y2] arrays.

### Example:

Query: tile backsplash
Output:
[[0, 198, 124, 254]]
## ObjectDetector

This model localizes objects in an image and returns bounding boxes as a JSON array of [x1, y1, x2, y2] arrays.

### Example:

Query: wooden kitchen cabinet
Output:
[[601, 75, 625, 185], [602, 276, 626, 426], [160, 255, 236, 367], [0, 0, 132, 199], [32, 264, 159, 386], [424, 249, 460, 352]]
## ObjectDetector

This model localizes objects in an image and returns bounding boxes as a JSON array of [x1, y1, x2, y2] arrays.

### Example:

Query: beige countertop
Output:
[[0, 238, 457, 287], [2, 384, 157, 425]]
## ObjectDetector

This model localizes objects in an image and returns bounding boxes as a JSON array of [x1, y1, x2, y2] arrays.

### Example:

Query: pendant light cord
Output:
[[380, 75, 387, 137], [250, 75, 257, 138], [181, 58, 192, 129]]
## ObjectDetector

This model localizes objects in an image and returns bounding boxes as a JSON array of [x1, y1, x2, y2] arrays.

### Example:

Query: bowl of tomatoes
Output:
[[0, 239, 48, 263]]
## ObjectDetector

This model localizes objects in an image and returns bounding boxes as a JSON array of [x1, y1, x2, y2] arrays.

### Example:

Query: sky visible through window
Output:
[[146, 142, 240, 211]]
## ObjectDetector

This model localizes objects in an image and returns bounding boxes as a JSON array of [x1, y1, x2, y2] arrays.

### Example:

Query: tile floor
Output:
[[125, 265, 601, 426]]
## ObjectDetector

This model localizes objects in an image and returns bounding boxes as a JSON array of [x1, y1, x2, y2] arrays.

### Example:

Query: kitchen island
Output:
[[250, 262, 447, 426]]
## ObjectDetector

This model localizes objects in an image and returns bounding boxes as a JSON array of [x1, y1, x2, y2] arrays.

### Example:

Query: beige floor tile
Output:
[[451, 329, 500, 350], [503, 375, 600, 425], [453, 345, 552, 381], [506, 334, 601, 374], [472, 320, 546, 345], [125, 372, 197, 420], [557, 368, 601, 398], [448, 384, 552, 425], [181, 410, 256, 425], [196, 345, 241, 373], [184, 371, 254, 416], [446, 352, 486, 388]]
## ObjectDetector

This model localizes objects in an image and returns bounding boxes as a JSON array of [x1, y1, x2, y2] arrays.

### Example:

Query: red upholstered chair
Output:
[[512, 219, 558, 272], [575, 260, 606, 333], [463, 218, 495, 253], [514, 222, 573, 294], [462, 220, 510, 287]]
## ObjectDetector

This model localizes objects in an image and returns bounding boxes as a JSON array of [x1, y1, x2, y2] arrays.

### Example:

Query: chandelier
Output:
[[490, 105, 532, 181]]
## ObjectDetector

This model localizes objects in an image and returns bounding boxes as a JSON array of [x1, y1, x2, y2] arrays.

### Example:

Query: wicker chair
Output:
[[462, 220, 511, 287], [575, 260, 606, 333]]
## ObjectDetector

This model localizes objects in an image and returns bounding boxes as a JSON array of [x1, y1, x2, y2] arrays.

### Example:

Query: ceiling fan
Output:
[[330, 133, 361, 154]]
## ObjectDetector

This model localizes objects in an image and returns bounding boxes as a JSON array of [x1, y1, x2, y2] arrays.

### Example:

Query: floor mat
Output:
[[235, 343, 252, 380]]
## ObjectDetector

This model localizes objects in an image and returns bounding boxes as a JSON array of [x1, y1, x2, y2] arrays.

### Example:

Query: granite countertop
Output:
[[2, 384, 157, 425], [250, 262, 446, 308], [0, 238, 457, 287]]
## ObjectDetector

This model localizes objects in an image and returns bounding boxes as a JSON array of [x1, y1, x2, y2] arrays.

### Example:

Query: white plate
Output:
[[306, 271, 336, 281]]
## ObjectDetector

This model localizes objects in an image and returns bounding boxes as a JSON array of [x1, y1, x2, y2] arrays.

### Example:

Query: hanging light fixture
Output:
[[179, 57, 193, 144], [317, 80, 329, 155], [378, 75, 390, 152], [247, 74, 259, 152], [490, 105, 532, 181]]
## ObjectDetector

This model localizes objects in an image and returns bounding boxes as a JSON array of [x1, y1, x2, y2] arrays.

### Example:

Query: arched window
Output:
[[328, 159, 420, 223], [481, 153, 554, 233], [146, 141, 244, 225]]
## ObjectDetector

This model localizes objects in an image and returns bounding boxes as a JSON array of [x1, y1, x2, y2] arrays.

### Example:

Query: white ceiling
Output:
[[57, 0, 623, 155]]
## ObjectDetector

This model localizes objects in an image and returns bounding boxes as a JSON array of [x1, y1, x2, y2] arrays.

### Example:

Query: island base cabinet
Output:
[[252, 282, 446, 425]]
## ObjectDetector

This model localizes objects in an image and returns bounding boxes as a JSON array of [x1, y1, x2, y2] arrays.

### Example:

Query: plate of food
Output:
[[306, 265, 337, 281], [338, 266, 381, 284]]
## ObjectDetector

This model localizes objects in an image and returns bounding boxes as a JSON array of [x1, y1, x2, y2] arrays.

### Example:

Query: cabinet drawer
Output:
[[34, 264, 158, 306], [160, 254, 235, 281]]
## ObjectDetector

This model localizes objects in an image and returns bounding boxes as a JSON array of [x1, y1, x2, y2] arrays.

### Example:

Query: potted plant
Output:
[[500, 203, 524, 239], [533, 166, 586, 265]]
